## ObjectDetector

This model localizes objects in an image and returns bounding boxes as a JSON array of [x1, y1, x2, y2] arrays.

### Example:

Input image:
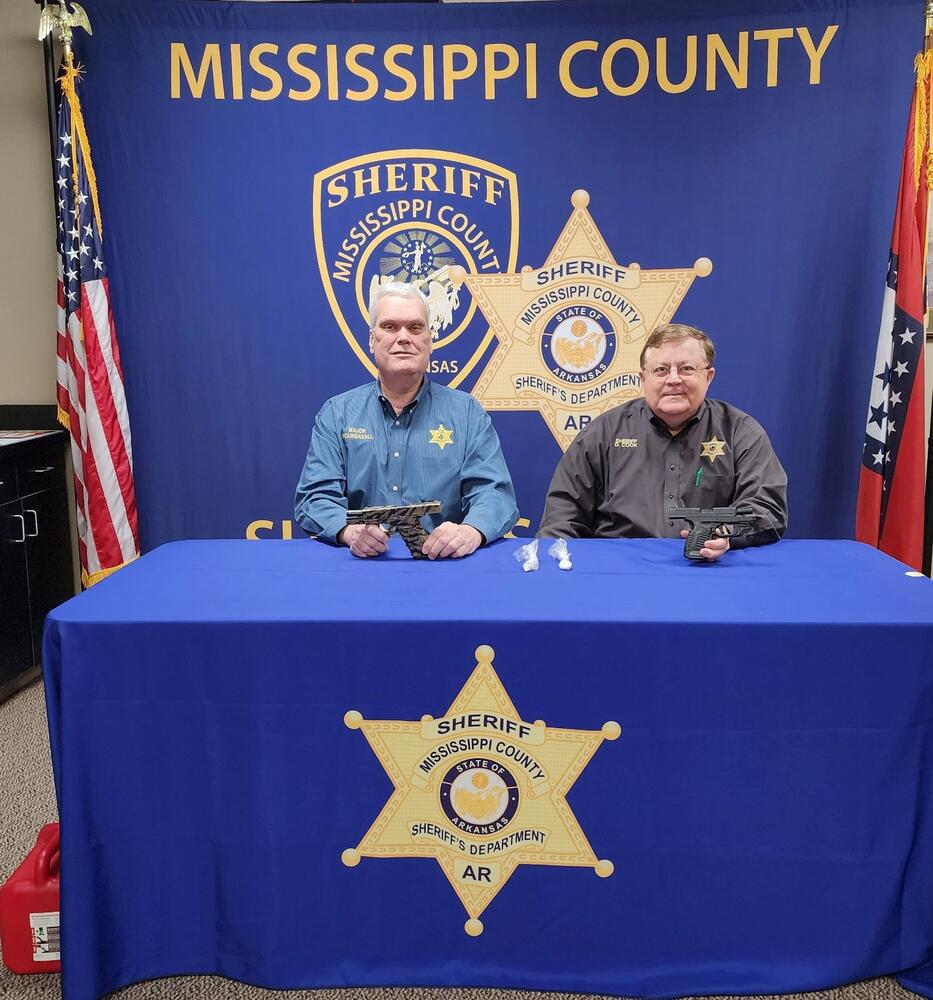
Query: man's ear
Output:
[[368, 331, 375, 355], [706, 365, 715, 386]]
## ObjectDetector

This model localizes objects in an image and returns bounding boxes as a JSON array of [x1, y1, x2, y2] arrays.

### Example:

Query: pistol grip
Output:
[[684, 523, 714, 560], [397, 521, 429, 559]]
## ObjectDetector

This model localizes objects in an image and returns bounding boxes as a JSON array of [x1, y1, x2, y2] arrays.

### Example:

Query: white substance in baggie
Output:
[[548, 538, 573, 571], [514, 539, 540, 573]]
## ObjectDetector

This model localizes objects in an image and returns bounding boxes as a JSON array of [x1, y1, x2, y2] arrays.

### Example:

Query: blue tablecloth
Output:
[[43, 538, 933, 999]]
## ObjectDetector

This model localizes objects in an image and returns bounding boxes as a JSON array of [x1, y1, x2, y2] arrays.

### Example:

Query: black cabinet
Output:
[[0, 432, 76, 701], [0, 497, 32, 681]]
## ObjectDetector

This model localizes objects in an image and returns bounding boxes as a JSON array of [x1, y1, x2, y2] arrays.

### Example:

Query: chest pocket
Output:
[[419, 439, 462, 520], [343, 436, 378, 486], [689, 473, 737, 508]]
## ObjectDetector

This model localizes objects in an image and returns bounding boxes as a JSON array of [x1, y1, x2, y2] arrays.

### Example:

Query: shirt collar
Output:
[[374, 375, 432, 415], [646, 397, 707, 436]]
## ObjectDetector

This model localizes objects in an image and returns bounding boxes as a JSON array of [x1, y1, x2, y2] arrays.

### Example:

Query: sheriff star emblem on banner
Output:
[[462, 190, 712, 450], [342, 644, 620, 935]]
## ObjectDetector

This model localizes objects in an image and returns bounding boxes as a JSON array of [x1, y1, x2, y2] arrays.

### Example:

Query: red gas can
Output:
[[0, 823, 61, 973]]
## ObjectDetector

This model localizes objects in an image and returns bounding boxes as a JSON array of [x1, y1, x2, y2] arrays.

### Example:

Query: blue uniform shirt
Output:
[[295, 379, 519, 545]]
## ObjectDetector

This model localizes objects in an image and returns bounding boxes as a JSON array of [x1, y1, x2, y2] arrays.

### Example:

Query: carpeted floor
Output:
[[0, 680, 921, 1000]]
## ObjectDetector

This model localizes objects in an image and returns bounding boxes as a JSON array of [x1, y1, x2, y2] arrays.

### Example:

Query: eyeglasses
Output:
[[642, 365, 710, 381]]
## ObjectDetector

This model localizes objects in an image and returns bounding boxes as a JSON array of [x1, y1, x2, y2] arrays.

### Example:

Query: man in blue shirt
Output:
[[296, 282, 519, 559]]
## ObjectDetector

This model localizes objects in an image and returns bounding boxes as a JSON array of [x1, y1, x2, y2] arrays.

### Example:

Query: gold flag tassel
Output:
[[58, 53, 103, 238], [914, 49, 932, 192], [40, 1, 99, 229], [923, 2, 933, 191], [917, 4, 933, 346]]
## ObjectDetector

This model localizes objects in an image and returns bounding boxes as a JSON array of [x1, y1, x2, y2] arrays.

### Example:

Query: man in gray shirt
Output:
[[538, 323, 787, 561]]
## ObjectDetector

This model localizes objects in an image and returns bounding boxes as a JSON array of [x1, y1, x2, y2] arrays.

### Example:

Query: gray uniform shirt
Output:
[[539, 398, 787, 547]]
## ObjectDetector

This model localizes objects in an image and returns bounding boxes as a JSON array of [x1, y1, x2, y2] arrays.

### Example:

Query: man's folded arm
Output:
[[294, 401, 350, 544], [459, 403, 519, 543], [728, 417, 788, 549]]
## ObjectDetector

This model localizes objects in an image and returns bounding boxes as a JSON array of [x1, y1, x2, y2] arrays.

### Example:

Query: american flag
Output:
[[55, 58, 139, 586], [855, 53, 929, 573]]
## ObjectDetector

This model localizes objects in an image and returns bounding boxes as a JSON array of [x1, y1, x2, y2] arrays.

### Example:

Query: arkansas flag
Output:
[[855, 53, 929, 571], [55, 56, 139, 585]]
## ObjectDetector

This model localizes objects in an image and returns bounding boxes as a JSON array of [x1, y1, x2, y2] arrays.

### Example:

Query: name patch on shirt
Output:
[[613, 438, 638, 448], [342, 426, 374, 441]]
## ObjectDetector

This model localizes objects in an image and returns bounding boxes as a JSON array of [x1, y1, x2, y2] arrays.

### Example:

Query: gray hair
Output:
[[368, 281, 432, 329]]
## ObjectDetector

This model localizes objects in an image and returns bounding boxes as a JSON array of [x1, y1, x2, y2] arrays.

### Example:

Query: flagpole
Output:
[[34, 0, 60, 205], [924, 0, 933, 576]]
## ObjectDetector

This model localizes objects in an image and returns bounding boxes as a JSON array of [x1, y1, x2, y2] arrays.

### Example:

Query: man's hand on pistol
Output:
[[422, 523, 483, 560], [679, 525, 731, 561], [339, 523, 389, 558]]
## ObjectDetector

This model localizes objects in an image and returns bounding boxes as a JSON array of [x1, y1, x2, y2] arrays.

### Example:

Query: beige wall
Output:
[[0, 3, 59, 405]]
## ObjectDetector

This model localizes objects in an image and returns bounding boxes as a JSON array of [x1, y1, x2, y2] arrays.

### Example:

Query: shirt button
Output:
[[670, 465, 675, 471], [393, 452, 400, 458], [668, 493, 674, 499], [392, 485, 399, 492]]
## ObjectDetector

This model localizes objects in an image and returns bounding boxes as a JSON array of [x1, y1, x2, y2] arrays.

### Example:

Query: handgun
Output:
[[344, 501, 442, 559], [667, 506, 756, 560]]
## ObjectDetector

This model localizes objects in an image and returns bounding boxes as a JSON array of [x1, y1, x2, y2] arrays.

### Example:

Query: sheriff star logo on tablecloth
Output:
[[429, 423, 454, 450], [342, 645, 620, 935], [700, 436, 727, 462], [458, 190, 712, 450]]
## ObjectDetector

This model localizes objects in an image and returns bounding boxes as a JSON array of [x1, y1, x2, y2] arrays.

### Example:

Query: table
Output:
[[42, 538, 933, 1000]]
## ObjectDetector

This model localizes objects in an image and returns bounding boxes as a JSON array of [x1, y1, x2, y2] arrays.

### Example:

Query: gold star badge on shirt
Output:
[[700, 436, 727, 462], [342, 645, 620, 936], [429, 424, 454, 450]]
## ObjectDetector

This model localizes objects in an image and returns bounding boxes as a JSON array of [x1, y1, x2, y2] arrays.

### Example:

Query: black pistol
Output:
[[667, 506, 756, 560], [345, 501, 442, 559]]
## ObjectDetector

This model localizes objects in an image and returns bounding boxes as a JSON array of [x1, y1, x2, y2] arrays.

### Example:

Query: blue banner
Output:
[[72, 0, 920, 547]]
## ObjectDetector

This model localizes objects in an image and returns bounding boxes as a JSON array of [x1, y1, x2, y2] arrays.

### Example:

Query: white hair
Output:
[[368, 281, 432, 329]]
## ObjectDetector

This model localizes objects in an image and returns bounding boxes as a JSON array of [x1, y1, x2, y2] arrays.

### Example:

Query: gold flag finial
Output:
[[38, 2, 92, 57]]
